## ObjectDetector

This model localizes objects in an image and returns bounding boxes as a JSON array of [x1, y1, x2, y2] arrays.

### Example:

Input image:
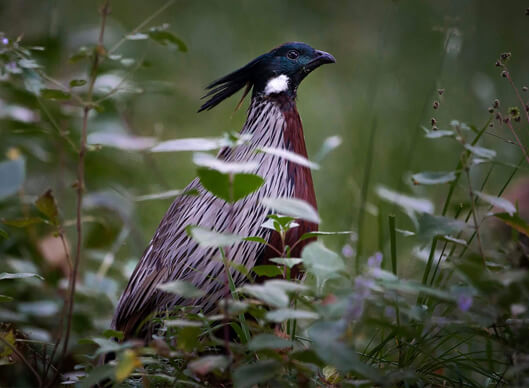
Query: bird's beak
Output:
[[305, 49, 336, 72]]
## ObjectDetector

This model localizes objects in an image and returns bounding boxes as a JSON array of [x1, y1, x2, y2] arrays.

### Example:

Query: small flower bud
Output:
[[488, 107, 494, 113], [500, 52, 511, 61], [495, 60, 502, 67], [515, 116, 521, 122], [431, 117, 437, 126], [493, 99, 500, 108], [433, 100, 439, 110], [523, 86, 528, 92], [489, 123, 494, 127], [501, 70, 508, 78], [503, 117, 510, 124], [437, 88, 445, 95]]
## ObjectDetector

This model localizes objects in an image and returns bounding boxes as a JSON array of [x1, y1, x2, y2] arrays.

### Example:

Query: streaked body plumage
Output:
[[112, 42, 334, 339]]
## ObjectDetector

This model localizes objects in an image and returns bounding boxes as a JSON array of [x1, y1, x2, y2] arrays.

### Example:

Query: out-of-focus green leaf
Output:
[[494, 212, 529, 237], [464, 144, 496, 159], [157, 280, 205, 299], [164, 319, 202, 328], [0, 331, 15, 358], [188, 355, 230, 375], [69, 46, 92, 63], [151, 137, 227, 152], [197, 168, 229, 201], [269, 258, 302, 268], [416, 213, 466, 241], [259, 146, 319, 169], [1, 217, 43, 227], [233, 173, 264, 202], [232, 360, 281, 388], [40, 88, 71, 100], [193, 152, 258, 174], [115, 349, 141, 382], [376, 185, 434, 214], [299, 230, 356, 241], [314, 135, 342, 162], [0, 295, 13, 302], [88, 132, 156, 151], [241, 280, 307, 308], [261, 197, 320, 224], [148, 26, 187, 51], [126, 33, 148, 40], [248, 333, 293, 351], [302, 241, 344, 289], [187, 226, 241, 247], [0, 272, 43, 281], [422, 126, 455, 138], [265, 308, 319, 322], [69, 79, 87, 87], [79, 365, 114, 388], [18, 301, 59, 317], [103, 329, 124, 341], [35, 189, 59, 226], [475, 192, 516, 215], [308, 321, 380, 380], [0, 158, 25, 200], [411, 171, 457, 185], [252, 265, 282, 278]]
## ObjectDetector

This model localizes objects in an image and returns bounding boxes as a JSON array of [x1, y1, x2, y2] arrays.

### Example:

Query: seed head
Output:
[[433, 100, 439, 110], [431, 117, 437, 126], [500, 52, 511, 62], [523, 86, 528, 92], [488, 107, 494, 113], [495, 60, 502, 67], [437, 88, 445, 96], [501, 70, 508, 78], [493, 99, 500, 108]]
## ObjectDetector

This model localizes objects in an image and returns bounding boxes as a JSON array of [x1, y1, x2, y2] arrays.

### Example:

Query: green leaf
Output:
[[0, 295, 13, 302], [243, 236, 268, 244], [269, 258, 303, 268], [164, 319, 202, 328], [1, 217, 43, 227], [188, 355, 230, 375], [232, 360, 281, 388], [422, 127, 455, 138], [241, 280, 307, 308], [314, 135, 342, 162], [69, 79, 87, 87], [40, 88, 71, 100], [193, 152, 258, 174], [102, 329, 124, 341], [187, 226, 241, 247], [475, 191, 516, 215], [197, 168, 229, 201], [69, 46, 92, 63], [464, 144, 496, 159], [88, 132, 156, 151], [248, 334, 293, 351], [115, 349, 141, 382], [135, 189, 197, 201], [411, 171, 457, 185], [147, 27, 187, 51], [299, 230, 355, 241], [157, 280, 205, 298], [302, 241, 345, 289], [35, 189, 59, 226], [265, 308, 319, 322], [233, 173, 264, 202], [261, 197, 320, 224], [126, 32, 149, 40], [79, 365, 114, 388], [258, 146, 319, 169], [416, 213, 466, 241], [376, 185, 434, 214], [494, 212, 529, 237], [0, 272, 43, 281], [0, 158, 25, 200], [252, 265, 282, 277], [308, 321, 379, 380], [151, 137, 226, 152]]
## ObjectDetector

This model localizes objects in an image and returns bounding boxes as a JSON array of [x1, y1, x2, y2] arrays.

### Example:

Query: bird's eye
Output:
[[287, 50, 299, 60]]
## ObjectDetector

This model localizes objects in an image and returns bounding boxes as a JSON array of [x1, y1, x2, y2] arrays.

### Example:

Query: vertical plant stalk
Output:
[[54, 0, 111, 382], [503, 117, 529, 165], [0, 336, 42, 387]]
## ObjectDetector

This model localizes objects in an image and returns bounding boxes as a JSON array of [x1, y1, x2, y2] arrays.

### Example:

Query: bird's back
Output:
[[112, 95, 317, 338]]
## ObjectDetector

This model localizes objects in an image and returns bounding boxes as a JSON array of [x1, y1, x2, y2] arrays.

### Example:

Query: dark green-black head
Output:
[[198, 42, 335, 112]]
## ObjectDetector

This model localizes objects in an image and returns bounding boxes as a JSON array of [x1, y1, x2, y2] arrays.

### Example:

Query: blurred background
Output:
[[1, 0, 528, 368]]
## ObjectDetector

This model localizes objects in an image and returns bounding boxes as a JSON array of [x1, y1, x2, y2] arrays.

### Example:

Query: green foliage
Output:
[[1, 2, 529, 387]]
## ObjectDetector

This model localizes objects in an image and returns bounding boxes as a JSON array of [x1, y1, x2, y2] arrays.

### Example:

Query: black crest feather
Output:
[[198, 54, 264, 112]]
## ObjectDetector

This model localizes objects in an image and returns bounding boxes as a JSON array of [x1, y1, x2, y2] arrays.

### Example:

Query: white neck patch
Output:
[[264, 74, 289, 95]]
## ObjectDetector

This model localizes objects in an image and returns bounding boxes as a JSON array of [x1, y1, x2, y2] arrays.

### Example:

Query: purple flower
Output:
[[341, 243, 354, 258], [457, 293, 473, 312], [1, 38, 8, 45], [367, 252, 383, 268]]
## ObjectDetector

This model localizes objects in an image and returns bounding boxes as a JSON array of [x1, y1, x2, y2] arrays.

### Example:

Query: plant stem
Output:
[[51, 1, 110, 384], [0, 336, 43, 387]]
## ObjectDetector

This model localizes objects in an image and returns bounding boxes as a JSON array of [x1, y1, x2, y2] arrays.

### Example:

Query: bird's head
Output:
[[199, 42, 335, 112]]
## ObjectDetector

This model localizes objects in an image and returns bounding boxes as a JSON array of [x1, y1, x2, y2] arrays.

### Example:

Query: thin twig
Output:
[[463, 164, 486, 264], [108, 0, 175, 55], [502, 68, 529, 125], [50, 1, 111, 385], [0, 336, 43, 387], [502, 116, 529, 165]]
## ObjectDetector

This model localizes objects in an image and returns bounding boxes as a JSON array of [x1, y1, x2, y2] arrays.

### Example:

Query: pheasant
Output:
[[112, 42, 335, 339]]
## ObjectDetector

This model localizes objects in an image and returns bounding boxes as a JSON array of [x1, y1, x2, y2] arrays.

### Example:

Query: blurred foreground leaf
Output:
[[261, 197, 320, 224], [232, 360, 281, 388], [157, 280, 205, 299], [0, 158, 25, 200]]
